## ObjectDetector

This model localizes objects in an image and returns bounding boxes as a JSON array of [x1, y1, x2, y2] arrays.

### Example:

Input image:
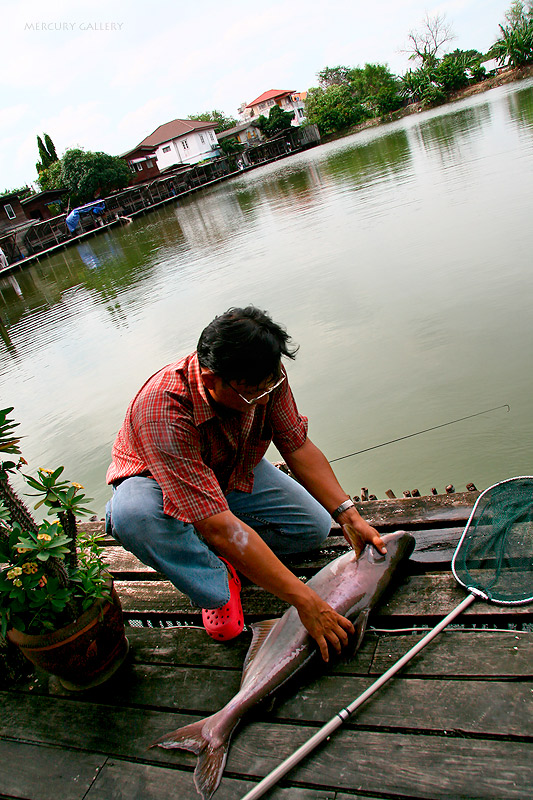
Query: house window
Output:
[[298, 108, 305, 118], [4, 204, 15, 220], [209, 132, 215, 140], [200, 134, 205, 144], [136, 163, 143, 171], [162, 146, 171, 153], [129, 163, 136, 173], [182, 140, 189, 150], [146, 159, 154, 168]]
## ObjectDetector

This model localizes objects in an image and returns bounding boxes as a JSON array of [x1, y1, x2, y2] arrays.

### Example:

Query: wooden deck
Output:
[[1, 491, 532, 800]]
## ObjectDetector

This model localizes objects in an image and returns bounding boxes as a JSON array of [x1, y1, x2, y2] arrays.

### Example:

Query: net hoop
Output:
[[451, 475, 533, 605]]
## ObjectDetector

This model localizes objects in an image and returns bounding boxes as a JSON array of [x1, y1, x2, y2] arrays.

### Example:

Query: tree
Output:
[[406, 13, 456, 65], [256, 105, 295, 138], [490, 1, 533, 66], [187, 110, 238, 133], [504, 0, 532, 27], [309, 62, 402, 129], [36, 161, 64, 193], [305, 85, 369, 135], [317, 65, 354, 88], [59, 149, 131, 206], [36, 133, 59, 174]]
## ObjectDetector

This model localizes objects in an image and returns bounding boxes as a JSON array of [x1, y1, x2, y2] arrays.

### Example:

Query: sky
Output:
[[1, 0, 512, 193]]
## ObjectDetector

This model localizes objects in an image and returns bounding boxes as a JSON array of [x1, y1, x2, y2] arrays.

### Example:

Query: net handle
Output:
[[240, 593, 476, 800]]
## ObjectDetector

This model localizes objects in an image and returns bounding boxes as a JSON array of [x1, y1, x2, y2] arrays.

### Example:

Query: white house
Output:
[[136, 119, 220, 170], [238, 90, 307, 126]]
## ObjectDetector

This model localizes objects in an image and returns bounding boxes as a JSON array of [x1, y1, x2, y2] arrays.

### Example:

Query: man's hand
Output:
[[338, 511, 387, 555], [296, 587, 355, 662]]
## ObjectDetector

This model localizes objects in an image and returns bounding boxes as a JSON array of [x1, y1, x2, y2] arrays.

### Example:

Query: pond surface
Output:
[[2, 79, 533, 517]]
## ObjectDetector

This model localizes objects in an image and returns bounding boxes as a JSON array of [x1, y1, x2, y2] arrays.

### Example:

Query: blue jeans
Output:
[[105, 458, 331, 608]]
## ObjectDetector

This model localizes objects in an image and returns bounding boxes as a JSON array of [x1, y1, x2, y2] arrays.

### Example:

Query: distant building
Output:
[[0, 193, 27, 235], [216, 121, 264, 148], [238, 90, 307, 126], [134, 119, 220, 171], [21, 189, 68, 221], [120, 145, 161, 185]]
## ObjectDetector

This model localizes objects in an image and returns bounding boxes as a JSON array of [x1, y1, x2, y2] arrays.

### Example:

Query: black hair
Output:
[[197, 306, 299, 385]]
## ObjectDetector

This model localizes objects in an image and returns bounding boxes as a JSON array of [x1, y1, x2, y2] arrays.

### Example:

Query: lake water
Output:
[[2, 79, 533, 518]]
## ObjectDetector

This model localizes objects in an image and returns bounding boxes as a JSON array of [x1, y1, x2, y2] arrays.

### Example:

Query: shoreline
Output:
[[320, 64, 533, 145]]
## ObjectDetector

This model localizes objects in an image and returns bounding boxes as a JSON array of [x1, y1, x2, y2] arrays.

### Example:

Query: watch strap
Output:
[[332, 498, 355, 521]]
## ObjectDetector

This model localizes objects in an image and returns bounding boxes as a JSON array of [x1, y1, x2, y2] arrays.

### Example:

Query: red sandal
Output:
[[202, 558, 244, 641]]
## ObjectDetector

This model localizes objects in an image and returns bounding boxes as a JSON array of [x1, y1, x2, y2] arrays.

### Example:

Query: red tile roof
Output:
[[246, 90, 295, 108], [137, 119, 217, 148]]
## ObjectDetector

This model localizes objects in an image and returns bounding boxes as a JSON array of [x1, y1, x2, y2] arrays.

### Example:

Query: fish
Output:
[[152, 528, 415, 799]]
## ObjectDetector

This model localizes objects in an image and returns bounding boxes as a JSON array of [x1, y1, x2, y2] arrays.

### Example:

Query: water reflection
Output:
[[414, 104, 491, 164], [506, 84, 533, 135], [1, 80, 533, 513], [323, 129, 412, 188]]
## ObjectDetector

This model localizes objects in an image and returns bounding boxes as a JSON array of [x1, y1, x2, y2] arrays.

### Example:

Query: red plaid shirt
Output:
[[106, 353, 308, 522]]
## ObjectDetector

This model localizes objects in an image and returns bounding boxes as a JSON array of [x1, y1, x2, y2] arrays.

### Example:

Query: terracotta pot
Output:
[[7, 582, 129, 690]]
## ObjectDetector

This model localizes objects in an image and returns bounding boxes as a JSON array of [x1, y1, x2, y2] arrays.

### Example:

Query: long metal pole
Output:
[[240, 593, 477, 800]]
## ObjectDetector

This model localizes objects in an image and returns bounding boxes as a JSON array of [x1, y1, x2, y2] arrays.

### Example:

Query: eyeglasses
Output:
[[226, 373, 286, 405]]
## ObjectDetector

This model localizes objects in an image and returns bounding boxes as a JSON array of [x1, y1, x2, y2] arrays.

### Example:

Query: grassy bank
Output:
[[320, 64, 533, 145]]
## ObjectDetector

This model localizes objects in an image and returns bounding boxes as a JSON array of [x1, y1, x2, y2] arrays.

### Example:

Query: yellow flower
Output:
[[7, 567, 23, 579], [37, 533, 52, 542], [40, 468, 53, 475], [13, 579, 22, 587], [71, 482, 84, 490], [38, 575, 48, 588], [22, 562, 38, 574], [16, 547, 31, 554]]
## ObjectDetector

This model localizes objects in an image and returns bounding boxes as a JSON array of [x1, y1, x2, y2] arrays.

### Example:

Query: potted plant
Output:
[[0, 407, 128, 690]]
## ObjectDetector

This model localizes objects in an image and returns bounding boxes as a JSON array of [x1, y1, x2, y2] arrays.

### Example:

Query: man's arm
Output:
[[283, 437, 387, 554], [195, 510, 354, 662]]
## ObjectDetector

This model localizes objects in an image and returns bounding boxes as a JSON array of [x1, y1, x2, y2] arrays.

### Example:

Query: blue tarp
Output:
[[65, 201, 106, 233]]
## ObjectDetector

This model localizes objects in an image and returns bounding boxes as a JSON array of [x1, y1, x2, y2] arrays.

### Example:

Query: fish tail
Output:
[[151, 713, 232, 800]]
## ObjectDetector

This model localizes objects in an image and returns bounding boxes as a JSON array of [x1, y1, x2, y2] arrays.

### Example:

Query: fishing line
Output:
[[329, 403, 510, 464]]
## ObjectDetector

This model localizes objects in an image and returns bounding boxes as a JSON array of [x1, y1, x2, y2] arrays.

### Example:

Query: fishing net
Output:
[[452, 476, 533, 605]]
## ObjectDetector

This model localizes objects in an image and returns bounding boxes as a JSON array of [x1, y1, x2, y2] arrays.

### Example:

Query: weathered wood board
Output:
[[3, 491, 532, 800]]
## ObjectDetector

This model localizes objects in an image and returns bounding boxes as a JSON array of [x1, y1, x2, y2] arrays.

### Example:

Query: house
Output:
[[21, 189, 68, 221], [216, 121, 264, 148], [238, 90, 307, 126], [120, 145, 161, 185], [134, 119, 220, 171], [0, 193, 28, 236]]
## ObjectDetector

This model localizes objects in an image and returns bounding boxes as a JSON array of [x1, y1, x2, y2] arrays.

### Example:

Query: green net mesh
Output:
[[452, 476, 533, 605]]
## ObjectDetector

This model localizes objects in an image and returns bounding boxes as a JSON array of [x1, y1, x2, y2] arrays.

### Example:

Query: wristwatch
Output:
[[332, 498, 355, 521]]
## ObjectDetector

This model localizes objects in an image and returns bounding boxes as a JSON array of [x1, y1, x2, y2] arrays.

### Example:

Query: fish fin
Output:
[[342, 523, 365, 558], [151, 716, 208, 753], [241, 619, 278, 685], [194, 739, 229, 800], [353, 608, 370, 650], [151, 714, 230, 800]]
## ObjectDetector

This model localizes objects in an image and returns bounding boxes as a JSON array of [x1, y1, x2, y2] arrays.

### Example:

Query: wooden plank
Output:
[[80, 491, 478, 542], [38, 665, 533, 738], [123, 627, 533, 678], [2, 690, 531, 798], [272, 675, 533, 736], [2, 692, 531, 799], [353, 490, 479, 528], [114, 573, 533, 619], [369, 630, 533, 677], [101, 526, 464, 580], [225, 725, 533, 800], [85, 759, 349, 800], [0, 739, 105, 800]]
